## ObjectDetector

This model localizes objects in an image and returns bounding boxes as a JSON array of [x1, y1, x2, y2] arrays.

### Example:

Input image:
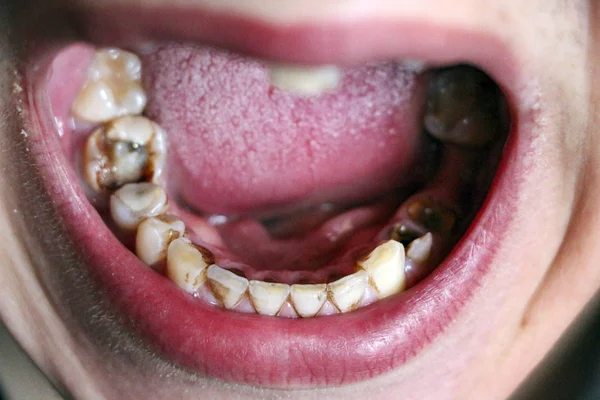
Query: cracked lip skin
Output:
[[0, 0, 599, 399]]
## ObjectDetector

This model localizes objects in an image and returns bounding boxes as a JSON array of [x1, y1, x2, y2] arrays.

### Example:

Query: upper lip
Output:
[[19, 2, 532, 388]]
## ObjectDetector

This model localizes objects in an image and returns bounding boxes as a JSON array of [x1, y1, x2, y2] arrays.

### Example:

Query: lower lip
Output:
[[22, 23, 529, 387]]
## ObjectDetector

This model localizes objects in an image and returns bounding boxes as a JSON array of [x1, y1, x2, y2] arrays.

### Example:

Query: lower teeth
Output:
[[71, 47, 509, 318]]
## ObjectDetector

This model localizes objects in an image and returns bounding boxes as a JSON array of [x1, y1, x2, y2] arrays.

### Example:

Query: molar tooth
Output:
[[327, 270, 369, 313], [166, 238, 210, 292], [358, 240, 406, 299], [110, 183, 168, 230], [407, 198, 456, 234], [136, 215, 186, 268], [290, 284, 327, 318], [268, 64, 341, 96], [248, 281, 291, 316], [206, 265, 249, 309], [72, 48, 147, 122], [84, 116, 167, 192], [406, 233, 433, 263]]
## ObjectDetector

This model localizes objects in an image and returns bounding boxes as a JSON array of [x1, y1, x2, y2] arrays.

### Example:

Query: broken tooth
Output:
[[166, 238, 210, 293], [206, 265, 249, 309], [327, 270, 369, 313], [268, 64, 341, 96], [83, 116, 167, 192], [358, 240, 406, 299], [72, 48, 147, 123], [290, 284, 327, 318], [136, 215, 186, 268], [110, 183, 168, 230], [248, 281, 291, 316], [406, 233, 433, 263], [407, 198, 456, 234]]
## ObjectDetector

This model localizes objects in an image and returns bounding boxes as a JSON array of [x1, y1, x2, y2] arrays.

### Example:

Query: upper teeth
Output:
[[268, 64, 342, 96], [72, 48, 147, 123], [83, 115, 167, 193]]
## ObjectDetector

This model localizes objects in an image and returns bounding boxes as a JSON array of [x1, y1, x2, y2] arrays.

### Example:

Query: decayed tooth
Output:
[[406, 233, 433, 263], [207, 265, 249, 309], [110, 183, 168, 230], [248, 281, 291, 316], [84, 116, 167, 192], [407, 198, 456, 234], [327, 270, 369, 313], [136, 215, 186, 267], [358, 240, 406, 299], [166, 238, 211, 293], [290, 284, 327, 318], [268, 64, 341, 96], [424, 65, 507, 148], [72, 48, 147, 123]]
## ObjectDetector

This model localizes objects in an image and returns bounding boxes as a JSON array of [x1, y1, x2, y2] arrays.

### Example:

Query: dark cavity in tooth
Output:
[[424, 65, 508, 148], [390, 224, 423, 246], [407, 199, 456, 234]]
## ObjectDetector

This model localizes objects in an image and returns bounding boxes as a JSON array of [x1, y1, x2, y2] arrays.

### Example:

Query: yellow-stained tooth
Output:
[[206, 265, 249, 309], [166, 238, 209, 292], [290, 284, 327, 318], [268, 64, 341, 96], [358, 240, 406, 299], [110, 183, 168, 231], [136, 216, 186, 268], [328, 270, 369, 313], [248, 281, 291, 316]]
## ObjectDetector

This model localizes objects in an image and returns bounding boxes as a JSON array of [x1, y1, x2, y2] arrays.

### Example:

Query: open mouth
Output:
[[19, 3, 534, 389]]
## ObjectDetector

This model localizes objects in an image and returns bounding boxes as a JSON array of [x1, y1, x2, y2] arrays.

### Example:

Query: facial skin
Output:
[[0, 0, 599, 399]]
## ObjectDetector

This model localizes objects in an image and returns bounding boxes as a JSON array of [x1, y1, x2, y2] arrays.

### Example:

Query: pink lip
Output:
[[22, 6, 534, 387]]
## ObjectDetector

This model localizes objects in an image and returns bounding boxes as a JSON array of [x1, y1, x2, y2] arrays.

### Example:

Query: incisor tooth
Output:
[[72, 48, 147, 122], [328, 270, 369, 313], [110, 183, 168, 230], [83, 116, 167, 192], [136, 216, 186, 267], [290, 284, 327, 318], [207, 265, 249, 309], [406, 233, 433, 263], [248, 281, 291, 316], [268, 64, 341, 96], [358, 240, 406, 299], [166, 238, 210, 293]]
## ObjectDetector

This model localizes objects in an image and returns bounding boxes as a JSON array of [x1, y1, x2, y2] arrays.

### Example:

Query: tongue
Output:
[[143, 44, 426, 216]]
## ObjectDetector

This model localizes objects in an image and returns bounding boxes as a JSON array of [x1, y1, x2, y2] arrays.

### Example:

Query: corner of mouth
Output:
[[17, 7, 540, 388]]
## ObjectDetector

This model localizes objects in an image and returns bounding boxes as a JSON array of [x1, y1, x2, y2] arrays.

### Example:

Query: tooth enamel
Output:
[[84, 116, 167, 192], [406, 233, 433, 263], [72, 48, 147, 123], [290, 284, 327, 318], [268, 64, 341, 96], [136, 215, 186, 267], [248, 281, 291, 316], [358, 240, 406, 299], [206, 265, 249, 309], [327, 270, 369, 313], [110, 183, 168, 230], [166, 238, 210, 292]]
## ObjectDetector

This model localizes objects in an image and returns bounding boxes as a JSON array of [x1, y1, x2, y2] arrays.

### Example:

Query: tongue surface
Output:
[[143, 44, 426, 215]]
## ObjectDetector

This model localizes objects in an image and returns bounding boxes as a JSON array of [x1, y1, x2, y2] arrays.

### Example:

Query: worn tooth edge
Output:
[[206, 265, 249, 310], [327, 270, 369, 313], [248, 281, 291, 316], [290, 284, 328, 318]]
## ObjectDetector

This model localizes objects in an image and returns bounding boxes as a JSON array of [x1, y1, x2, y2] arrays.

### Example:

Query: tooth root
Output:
[[290, 284, 327, 318], [110, 183, 168, 230], [136, 215, 185, 268], [83, 116, 168, 192], [268, 64, 341, 96], [425, 65, 506, 148], [406, 233, 433, 263], [166, 238, 210, 292], [407, 198, 456, 234], [207, 265, 249, 309], [72, 48, 147, 123], [358, 240, 406, 299], [327, 270, 369, 313], [248, 281, 291, 316]]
